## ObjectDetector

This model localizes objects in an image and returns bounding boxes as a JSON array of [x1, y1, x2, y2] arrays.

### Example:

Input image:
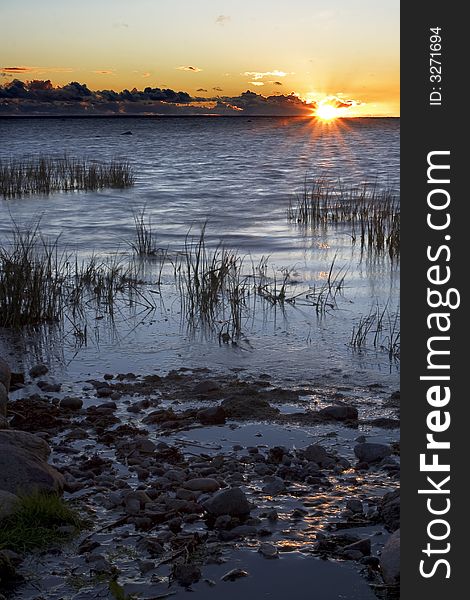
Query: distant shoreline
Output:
[[0, 114, 400, 120]]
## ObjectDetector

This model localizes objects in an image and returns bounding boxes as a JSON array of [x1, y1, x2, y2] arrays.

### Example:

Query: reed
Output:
[[129, 207, 161, 256], [287, 178, 400, 259], [350, 303, 400, 360], [0, 155, 134, 198]]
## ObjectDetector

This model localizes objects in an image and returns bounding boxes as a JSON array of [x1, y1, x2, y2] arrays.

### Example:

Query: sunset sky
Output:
[[1, 0, 399, 116]]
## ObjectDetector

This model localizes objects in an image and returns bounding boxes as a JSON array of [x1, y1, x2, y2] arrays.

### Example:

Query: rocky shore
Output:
[[0, 357, 400, 599]]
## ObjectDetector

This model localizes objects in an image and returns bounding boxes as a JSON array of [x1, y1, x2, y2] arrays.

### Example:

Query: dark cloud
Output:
[[214, 90, 313, 116], [272, 81, 283, 86], [1, 66, 34, 73], [0, 80, 365, 117], [177, 66, 202, 72], [212, 86, 223, 92]]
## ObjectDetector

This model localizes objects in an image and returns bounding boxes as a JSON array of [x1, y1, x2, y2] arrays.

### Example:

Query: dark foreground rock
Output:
[[380, 529, 400, 584], [0, 430, 64, 495], [203, 487, 251, 517], [379, 488, 400, 531], [354, 443, 392, 464], [197, 406, 226, 425]]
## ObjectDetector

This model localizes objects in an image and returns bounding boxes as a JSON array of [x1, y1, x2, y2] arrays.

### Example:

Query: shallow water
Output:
[[0, 117, 400, 385]]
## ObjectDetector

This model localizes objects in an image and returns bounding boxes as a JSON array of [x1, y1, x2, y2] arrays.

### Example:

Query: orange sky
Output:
[[1, 0, 399, 116]]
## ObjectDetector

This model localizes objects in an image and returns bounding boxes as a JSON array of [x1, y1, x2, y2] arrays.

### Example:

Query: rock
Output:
[[0, 430, 64, 495], [259, 542, 279, 559], [10, 372, 25, 391], [96, 387, 113, 398], [380, 529, 400, 584], [221, 396, 279, 420], [379, 489, 400, 531], [136, 537, 164, 557], [354, 443, 392, 464], [262, 477, 285, 496], [342, 538, 371, 557], [184, 478, 220, 493], [0, 359, 11, 391], [221, 568, 249, 582], [194, 380, 220, 394], [346, 498, 363, 514], [0, 416, 8, 430], [0, 490, 19, 520], [203, 487, 251, 517], [29, 364, 49, 378], [172, 564, 201, 587], [37, 381, 61, 393], [0, 384, 7, 418], [60, 397, 83, 410], [137, 438, 157, 454], [320, 405, 358, 421], [99, 401, 117, 410], [265, 508, 278, 522], [303, 444, 335, 467], [197, 406, 226, 425], [219, 525, 258, 541]]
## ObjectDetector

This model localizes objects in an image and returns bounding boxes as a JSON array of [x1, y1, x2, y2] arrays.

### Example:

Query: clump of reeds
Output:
[[255, 255, 346, 314], [0, 222, 152, 329], [174, 224, 249, 340], [0, 155, 134, 198], [287, 178, 400, 259], [0, 223, 66, 327], [129, 207, 161, 257], [172, 225, 349, 341], [350, 303, 400, 360]]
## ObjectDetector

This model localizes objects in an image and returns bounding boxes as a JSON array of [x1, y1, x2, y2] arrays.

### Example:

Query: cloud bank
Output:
[[0, 80, 360, 117]]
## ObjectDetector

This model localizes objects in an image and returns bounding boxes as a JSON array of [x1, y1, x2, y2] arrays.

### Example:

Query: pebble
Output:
[[221, 568, 249, 582], [258, 542, 279, 559], [262, 476, 285, 496], [60, 397, 83, 410], [29, 364, 49, 378], [354, 443, 392, 464], [184, 478, 220, 492]]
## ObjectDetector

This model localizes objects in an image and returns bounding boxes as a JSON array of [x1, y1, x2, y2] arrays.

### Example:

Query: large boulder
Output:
[[380, 529, 400, 584], [0, 430, 64, 495], [354, 443, 392, 464], [203, 487, 251, 517], [379, 488, 400, 531], [0, 358, 11, 392], [0, 490, 19, 521]]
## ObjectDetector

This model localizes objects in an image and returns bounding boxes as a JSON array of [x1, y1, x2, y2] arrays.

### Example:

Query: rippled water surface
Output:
[[0, 117, 400, 384]]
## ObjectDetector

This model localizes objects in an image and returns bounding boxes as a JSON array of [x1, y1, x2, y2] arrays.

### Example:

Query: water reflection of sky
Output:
[[0, 117, 399, 384]]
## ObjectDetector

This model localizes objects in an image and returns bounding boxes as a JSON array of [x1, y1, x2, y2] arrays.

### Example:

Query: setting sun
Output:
[[315, 103, 341, 121]]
